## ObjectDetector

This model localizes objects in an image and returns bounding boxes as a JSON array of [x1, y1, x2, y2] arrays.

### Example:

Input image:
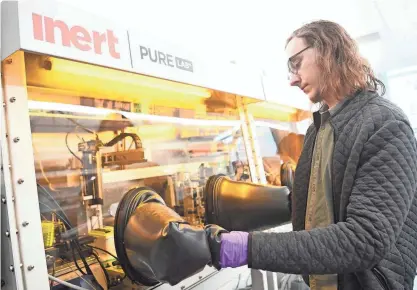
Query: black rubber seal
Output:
[[113, 186, 165, 286], [204, 174, 225, 226]]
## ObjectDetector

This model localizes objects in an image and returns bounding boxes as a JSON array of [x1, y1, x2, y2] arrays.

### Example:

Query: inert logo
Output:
[[32, 13, 121, 59]]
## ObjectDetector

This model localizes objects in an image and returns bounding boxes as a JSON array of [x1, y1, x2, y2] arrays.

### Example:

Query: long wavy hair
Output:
[[286, 20, 385, 99]]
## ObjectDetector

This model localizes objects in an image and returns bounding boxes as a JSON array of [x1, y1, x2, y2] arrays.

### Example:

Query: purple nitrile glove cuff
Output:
[[219, 231, 249, 268]]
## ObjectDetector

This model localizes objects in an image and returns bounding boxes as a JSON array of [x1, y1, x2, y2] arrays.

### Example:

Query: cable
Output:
[[38, 186, 87, 249], [37, 184, 73, 223], [63, 258, 98, 290], [38, 202, 73, 230], [55, 111, 97, 137], [71, 241, 87, 276], [38, 182, 86, 244], [104, 133, 141, 149], [87, 246, 119, 262], [92, 251, 110, 288], [48, 275, 89, 290], [73, 241, 94, 276], [88, 245, 126, 282], [66, 117, 97, 137], [38, 191, 102, 288], [37, 184, 77, 240], [66, 131, 84, 165], [39, 197, 89, 277], [67, 241, 104, 290], [36, 160, 105, 289]]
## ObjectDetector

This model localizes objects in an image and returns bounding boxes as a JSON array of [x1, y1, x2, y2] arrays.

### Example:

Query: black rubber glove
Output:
[[205, 174, 292, 232], [116, 187, 228, 286]]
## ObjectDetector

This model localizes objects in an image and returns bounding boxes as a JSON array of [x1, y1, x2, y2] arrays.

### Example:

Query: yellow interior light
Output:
[[47, 57, 212, 99], [247, 101, 299, 122], [25, 54, 213, 110]]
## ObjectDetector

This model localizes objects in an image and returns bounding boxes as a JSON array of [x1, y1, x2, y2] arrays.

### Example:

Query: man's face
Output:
[[285, 37, 322, 103]]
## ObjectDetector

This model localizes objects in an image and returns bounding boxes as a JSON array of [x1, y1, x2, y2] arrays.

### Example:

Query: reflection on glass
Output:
[[255, 120, 307, 187], [246, 99, 310, 186]]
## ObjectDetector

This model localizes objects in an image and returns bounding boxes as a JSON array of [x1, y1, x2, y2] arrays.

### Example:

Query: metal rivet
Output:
[[16, 230, 19, 234], [19, 264, 23, 268], [17, 179, 24, 184], [5, 231, 10, 237], [11, 196, 15, 201], [9, 266, 14, 272], [9, 97, 16, 103], [27, 265, 34, 271], [22, 221, 29, 227], [5, 133, 8, 138], [13, 137, 20, 143], [1, 197, 6, 204], [2, 102, 5, 107]]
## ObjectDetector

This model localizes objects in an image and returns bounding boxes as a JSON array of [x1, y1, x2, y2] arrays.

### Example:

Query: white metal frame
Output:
[[1, 95, 21, 288], [237, 97, 267, 185], [1, 51, 50, 289]]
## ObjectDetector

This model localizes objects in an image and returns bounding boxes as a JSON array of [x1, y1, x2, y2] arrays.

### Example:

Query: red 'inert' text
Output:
[[32, 13, 120, 59]]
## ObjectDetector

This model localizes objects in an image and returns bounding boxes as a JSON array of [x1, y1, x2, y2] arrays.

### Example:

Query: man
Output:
[[218, 20, 417, 290]]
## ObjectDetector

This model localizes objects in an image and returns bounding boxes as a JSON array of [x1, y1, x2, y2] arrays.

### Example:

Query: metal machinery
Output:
[[0, 0, 311, 289]]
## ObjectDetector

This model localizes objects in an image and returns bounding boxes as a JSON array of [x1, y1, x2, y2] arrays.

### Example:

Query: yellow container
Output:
[[41, 221, 55, 248], [89, 226, 116, 262]]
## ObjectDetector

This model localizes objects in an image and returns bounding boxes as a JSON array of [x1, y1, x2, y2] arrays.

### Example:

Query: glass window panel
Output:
[[248, 101, 311, 187], [25, 52, 251, 287]]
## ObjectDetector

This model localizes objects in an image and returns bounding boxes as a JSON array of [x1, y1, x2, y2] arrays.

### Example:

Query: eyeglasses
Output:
[[287, 46, 311, 77]]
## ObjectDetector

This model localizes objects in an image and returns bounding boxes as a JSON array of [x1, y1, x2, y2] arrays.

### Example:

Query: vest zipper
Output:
[[372, 267, 390, 290], [329, 122, 341, 289], [329, 122, 338, 223]]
